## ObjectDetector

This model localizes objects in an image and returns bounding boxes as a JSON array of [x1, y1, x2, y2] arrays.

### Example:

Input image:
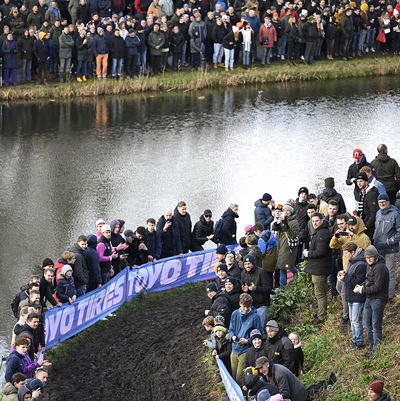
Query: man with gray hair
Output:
[[156, 208, 184, 258]]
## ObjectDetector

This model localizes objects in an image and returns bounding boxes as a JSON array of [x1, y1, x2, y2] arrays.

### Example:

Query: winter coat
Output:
[[33, 37, 50, 60], [258, 230, 278, 273], [2, 39, 18, 69], [227, 262, 242, 281], [212, 22, 227, 43], [353, 12, 364, 32], [18, 35, 33, 59], [170, 31, 184, 53], [145, 229, 162, 259], [294, 198, 309, 240], [4, 350, 24, 383], [215, 333, 232, 372], [75, 35, 88, 61], [59, 33, 74, 58], [222, 30, 236, 50], [304, 220, 332, 276], [147, 2, 162, 18], [87, 0, 99, 13], [329, 216, 371, 271], [26, 12, 43, 30], [173, 207, 192, 254], [148, 30, 165, 55], [39, 274, 57, 308], [225, 282, 242, 310], [284, 23, 300, 42], [298, 17, 307, 43], [267, 363, 308, 401], [264, 327, 295, 372], [341, 14, 354, 37], [77, 4, 91, 25], [259, 23, 276, 47], [50, 25, 62, 52], [373, 205, 400, 254], [325, 19, 338, 40], [218, 207, 238, 245], [238, 245, 263, 271], [372, 153, 400, 192], [136, 31, 147, 52], [45, 7, 61, 25], [358, 186, 379, 237], [248, 376, 280, 399], [125, 34, 140, 55], [207, 290, 232, 328], [243, 343, 266, 374], [9, 15, 25, 36], [361, 252, 389, 301], [97, 234, 113, 273], [229, 305, 263, 355], [318, 188, 347, 215], [2, 382, 18, 401], [70, 242, 89, 288], [188, 20, 207, 40], [346, 153, 377, 202], [68, 0, 80, 19], [272, 213, 299, 271], [93, 34, 108, 55], [159, 0, 173, 16], [254, 199, 273, 230], [56, 273, 77, 303], [192, 215, 215, 247], [85, 235, 102, 286], [246, 14, 260, 33], [343, 248, 367, 303], [109, 34, 125, 58], [292, 344, 304, 377], [191, 35, 203, 52], [156, 215, 183, 255], [241, 264, 271, 308], [98, 0, 112, 17], [302, 20, 319, 42], [111, 0, 125, 13], [271, 18, 283, 38]]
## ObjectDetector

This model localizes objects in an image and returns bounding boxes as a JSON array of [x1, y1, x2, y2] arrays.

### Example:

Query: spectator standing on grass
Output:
[[229, 293, 263, 386]]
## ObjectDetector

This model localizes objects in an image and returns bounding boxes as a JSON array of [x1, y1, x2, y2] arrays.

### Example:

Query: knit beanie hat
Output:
[[262, 193, 272, 201], [61, 265, 73, 276], [283, 203, 294, 213], [250, 329, 263, 340], [42, 258, 54, 267], [368, 381, 384, 396], [206, 283, 218, 293], [216, 244, 228, 255]]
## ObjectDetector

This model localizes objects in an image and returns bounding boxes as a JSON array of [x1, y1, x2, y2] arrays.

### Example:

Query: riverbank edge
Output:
[[1, 56, 400, 100]]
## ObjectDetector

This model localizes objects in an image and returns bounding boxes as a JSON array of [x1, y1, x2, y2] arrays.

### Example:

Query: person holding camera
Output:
[[1, 31, 18, 86]]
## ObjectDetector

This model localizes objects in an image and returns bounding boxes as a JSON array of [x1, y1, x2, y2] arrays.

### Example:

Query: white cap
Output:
[[101, 224, 111, 233], [96, 219, 105, 227]]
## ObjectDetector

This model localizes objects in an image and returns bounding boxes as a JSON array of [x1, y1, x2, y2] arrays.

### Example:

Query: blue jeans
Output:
[[213, 43, 223, 63], [21, 59, 32, 81], [76, 60, 88, 78], [351, 31, 361, 53], [256, 305, 268, 327], [281, 34, 288, 56], [363, 298, 386, 351], [366, 28, 376, 49], [172, 52, 182, 69], [112, 58, 123, 76], [76, 285, 86, 298], [348, 302, 365, 345], [182, 42, 187, 64], [137, 49, 147, 74], [280, 267, 298, 289], [224, 48, 234, 68], [273, 37, 282, 57], [242, 44, 250, 65]]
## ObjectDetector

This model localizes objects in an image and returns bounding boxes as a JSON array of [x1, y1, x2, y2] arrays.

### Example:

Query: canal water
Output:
[[1, 75, 400, 357]]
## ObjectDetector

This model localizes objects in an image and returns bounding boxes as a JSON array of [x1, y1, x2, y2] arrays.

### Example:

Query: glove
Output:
[[10, 49, 15, 53]]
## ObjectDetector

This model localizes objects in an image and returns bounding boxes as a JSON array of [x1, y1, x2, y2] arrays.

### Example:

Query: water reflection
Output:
[[1, 76, 400, 356]]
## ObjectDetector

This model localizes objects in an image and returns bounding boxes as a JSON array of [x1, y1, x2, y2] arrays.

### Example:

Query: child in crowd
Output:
[[212, 318, 232, 374], [56, 265, 77, 305], [236, 236, 248, 267], [289, 331, 304, 377], [202, 316, 216, 349], [2, 372, 27, 400], [5, 338, 29, 383], [242, 329, 266, 390]]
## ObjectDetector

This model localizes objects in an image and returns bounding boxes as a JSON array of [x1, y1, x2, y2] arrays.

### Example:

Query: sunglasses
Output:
[[205, 215, 212, 218]]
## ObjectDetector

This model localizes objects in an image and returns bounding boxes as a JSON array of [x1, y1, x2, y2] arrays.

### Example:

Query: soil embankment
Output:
[[46, 283, 221, 401]]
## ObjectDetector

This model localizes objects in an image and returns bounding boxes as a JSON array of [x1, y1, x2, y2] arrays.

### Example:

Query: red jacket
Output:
[[280, 9, 298, 23], [259, 23, 277, 48]]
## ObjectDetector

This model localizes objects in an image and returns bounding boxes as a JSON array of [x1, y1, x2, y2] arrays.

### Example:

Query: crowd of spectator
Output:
[[1, 0, 400, 86], [4, 144, 399, 400]]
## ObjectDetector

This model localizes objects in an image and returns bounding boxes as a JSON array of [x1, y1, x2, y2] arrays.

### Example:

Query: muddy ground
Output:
[[46, 283, 222, 401]]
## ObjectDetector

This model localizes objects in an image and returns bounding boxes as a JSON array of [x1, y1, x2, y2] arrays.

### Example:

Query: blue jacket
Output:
[[93, 34, 109, 56], [258, 229, 278, 254], [125, 34, 140, 55], [5, 350, 25, 383], [229, 306, 263, 355], [2, 39, 19, 69], [87, 0, 99, 13], [213, 0, 226, 11], [156, 216, 183, 256], [98, 0, 111, 17], [246, 14, 260, 34], [145, 229, 162, 260], [56, 274, 77, 303], [85, 235, 102, 285], [343, 249, 367, 303], [254, 199, 273, 230], [373, 205, 400, 254]]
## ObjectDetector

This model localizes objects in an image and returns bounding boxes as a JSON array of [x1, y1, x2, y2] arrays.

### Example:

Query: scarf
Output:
[[242, 28, 252, 51], [49, 7, 59, 21]]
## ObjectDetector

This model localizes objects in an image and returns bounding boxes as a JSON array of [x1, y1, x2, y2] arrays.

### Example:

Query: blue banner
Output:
[[45, 269, 127, 349], [217, 358, 245, 401], [126, 249, 218, 301]]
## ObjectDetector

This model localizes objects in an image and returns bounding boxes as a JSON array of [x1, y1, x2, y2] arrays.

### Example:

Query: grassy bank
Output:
[[1, 55, 400, 100]]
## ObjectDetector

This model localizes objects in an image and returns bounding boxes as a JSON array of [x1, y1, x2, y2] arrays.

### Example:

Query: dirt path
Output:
[[46, 283, 222, 401]]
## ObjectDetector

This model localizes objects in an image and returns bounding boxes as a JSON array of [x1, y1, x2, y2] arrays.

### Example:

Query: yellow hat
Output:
[[39, 31, 46, 41]]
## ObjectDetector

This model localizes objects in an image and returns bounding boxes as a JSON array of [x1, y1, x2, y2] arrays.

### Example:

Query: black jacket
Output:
[[223, 30, 237, 50], [33, 38, 50, 60], [302, 21, 318, 41], [341, 14, 354, 37], [361, 255, 389, 301], [191, 215, 216, 247], [70, 242, 89, 288], [173, 207, 192, 254], [156, 215, 183, 256], [318, 188, 346, 214], [371, 152, 400, 192], [77, 4, 91, 25], [207, 290, 233, 328], [225, 282, 242, 310], [241, 265, 272, 308], [218, 207, 238, 245], [18, 35, 33, 60], [243, 343, 267, 375], [212, 23, 227, 43], [85, 235, 102, 285], [215, 334, 232, 372], [284, 23, 300, 41], [294, 198, 309, 240], [170, 31, 185, 53], [304, 220, 332, 276], [358, 186, 379, 237], [343, 249, 367, 303], [325, 19, 337, 40], [39, 274, 57, 307], [109, 34, 125, 59], [264, 328, 295, 372]]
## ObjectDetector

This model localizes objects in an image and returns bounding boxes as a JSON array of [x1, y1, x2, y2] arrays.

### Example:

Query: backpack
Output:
[[11, 291, 22, 318], [139, 0, 149, 11], [213, 218, 224, 241]]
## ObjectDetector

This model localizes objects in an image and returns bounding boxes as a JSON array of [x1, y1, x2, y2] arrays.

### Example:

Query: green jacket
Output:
[[372, 153, 400, 192], [148, 31, 165, 56]]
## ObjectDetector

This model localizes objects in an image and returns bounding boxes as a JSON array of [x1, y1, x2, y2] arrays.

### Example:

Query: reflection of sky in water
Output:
[[1, 76, 400, 356]]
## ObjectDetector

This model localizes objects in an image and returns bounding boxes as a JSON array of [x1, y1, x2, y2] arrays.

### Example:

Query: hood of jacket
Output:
[[315, 219, 330, 231], [267, 326, 288, 344], [365, 245, 379, 262], [322, 188, 338, 198], [110, 219, 121, 238], [3, 382, 17, 396], [57, 272, 71, 281], [174, 207, 190, 222], [199, 214, 212, 225], [352, 215, 366, 235], [87, 234, 98, 249], [70, 242, 84, 255], [375, 153, 390, 163], [254, 199, 268, 208], [222, 207, 239, 219], [18, 386, 32, 401]]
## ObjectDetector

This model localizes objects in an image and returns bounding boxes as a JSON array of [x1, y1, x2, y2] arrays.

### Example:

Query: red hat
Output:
[[353, 149, 363, 158], [368, 381, 384, 396]]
